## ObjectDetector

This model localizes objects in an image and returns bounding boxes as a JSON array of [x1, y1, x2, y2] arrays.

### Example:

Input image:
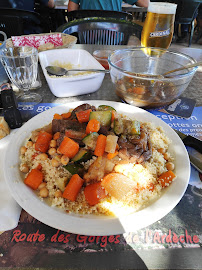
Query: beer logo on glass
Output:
[[149, 29, 170, 38]]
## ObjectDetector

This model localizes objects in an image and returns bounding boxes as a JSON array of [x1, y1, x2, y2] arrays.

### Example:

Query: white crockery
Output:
[[4, 101, 190, 235], [39, 49, 105, 97]]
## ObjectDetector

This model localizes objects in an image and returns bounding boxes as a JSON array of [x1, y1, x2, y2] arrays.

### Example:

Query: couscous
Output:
[[19, 103, 176, 217]]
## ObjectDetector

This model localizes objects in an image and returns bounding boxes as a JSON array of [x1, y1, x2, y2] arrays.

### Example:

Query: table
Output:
[[0, 44, 202, 270], [37, 44, 202, 106]]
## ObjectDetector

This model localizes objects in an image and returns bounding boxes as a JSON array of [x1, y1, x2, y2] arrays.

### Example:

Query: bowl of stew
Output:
[[108, 47, 197, 108]]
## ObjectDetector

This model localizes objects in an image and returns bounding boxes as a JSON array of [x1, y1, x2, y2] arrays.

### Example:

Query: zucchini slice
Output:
[[82, 132, 99, 150], [113, 118, 124, 135], [114, 118, 140, 136], [89, 111, 112, 126], [64, 163, 84, 175], [98, 105, 116, 111], [72, 149, 92, 163], [130, 120, 140, 135]]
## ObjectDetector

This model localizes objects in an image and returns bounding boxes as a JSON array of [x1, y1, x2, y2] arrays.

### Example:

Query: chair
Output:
[[166, 0, 201, 46], [34, 0, 66, 32], [174, 0, 201, 46], [0, 8, 42, 37], [67, 9, 133, 22], [56, 17, 142, 45]]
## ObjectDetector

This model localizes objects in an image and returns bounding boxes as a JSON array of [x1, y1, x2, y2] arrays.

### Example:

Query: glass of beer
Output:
[[141, 2, 177, 49]]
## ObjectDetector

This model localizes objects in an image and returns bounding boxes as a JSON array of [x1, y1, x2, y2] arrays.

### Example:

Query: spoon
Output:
[[162, 61, 202, 76], [46, 65, 109, 76], [131, 61, 202, 79]]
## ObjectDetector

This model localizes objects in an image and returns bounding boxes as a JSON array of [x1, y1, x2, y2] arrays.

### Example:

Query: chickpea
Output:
[[164, 152, 170, 160], [38, 182, 46, 190], [55, 190, 63, 198], [20, 146, 27, 155], [54, 155, 62, 162], [50, 140, 57, 148], [51, 158, 60, 167], [39, 153, 48, 161], [166, 162, 175, 171], [158, 148, 165, 154], [27, 141, 33, 148], [48, 148, 56, 156], [39, 187, 49, 198], [20, 164, 29, 173], [57, 148, 61, 154], [61, 155, 69, 166]]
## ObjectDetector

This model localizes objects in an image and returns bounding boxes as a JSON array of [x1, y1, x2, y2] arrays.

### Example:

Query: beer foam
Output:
[[148, 2, 177, 14]]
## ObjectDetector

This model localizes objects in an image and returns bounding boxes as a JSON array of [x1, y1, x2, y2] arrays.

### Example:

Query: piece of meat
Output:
[[52, 119, 86, 134], [118, 135, 136, 149], [98, 125, 110, 135], [128, 128, 148, 151], [56, 132, 65, 147], [83, 156, 115, 183], [118, 148, 130, 161], [84, 156, 107, 183], [117, 128, 152, 164], [56, 132, 85, 147], [65, 129, 86, 140], [70, 103, 96, 120]]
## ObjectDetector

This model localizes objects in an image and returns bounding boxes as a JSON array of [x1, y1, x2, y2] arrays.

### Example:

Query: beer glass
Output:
[[141, 2, 177, 49], [0, 46, 42, 104]]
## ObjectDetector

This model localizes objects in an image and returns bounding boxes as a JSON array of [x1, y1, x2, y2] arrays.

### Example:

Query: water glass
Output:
[[0, 46, 42, 104]]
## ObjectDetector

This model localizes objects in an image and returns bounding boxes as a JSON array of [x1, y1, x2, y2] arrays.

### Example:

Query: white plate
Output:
[[4, 101, 190, 235]]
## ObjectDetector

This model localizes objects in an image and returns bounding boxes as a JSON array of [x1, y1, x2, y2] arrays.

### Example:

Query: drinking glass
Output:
[[141, 2, 177, 50], [0, 46, 42, 104]]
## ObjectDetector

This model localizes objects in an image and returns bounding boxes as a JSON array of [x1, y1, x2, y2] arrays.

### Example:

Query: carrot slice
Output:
[[35, 131, 52, 153], [36, 164, 42, 171], [53, 113, 63, 120], [24, 169, 43, 190], [63, 174, 84, 201], [58, 136, 79, 158], [111, 110, 117, 122], [76, 109, 92, 123], [107, 151, 119, 160], [158, 171, 176, 188], [61, 112, 71, 119], [86, 119, 100, 134], [84, 182, 107, 206], [53, 132, 60, 140], [94, 134, 107, 156]]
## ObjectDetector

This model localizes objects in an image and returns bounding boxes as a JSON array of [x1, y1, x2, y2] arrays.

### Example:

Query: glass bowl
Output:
[[108, 47, 197, 108]]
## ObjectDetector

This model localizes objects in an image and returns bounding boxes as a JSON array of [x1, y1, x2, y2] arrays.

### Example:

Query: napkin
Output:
[[0, 132, 21, 231], [11, 33, 63, 49]]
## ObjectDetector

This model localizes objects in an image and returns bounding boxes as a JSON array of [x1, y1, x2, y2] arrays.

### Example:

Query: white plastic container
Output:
[[39, 49, 105, 97]]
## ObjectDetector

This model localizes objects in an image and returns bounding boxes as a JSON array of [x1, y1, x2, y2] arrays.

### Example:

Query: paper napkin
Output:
[[11, 33, 63, 49], [0, 132, 21, 231]]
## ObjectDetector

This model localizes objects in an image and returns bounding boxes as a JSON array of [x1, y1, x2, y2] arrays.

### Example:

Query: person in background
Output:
[[0, 0, 55, 11], [0, 0, 55, 33], [68, 0, 150, 12]]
